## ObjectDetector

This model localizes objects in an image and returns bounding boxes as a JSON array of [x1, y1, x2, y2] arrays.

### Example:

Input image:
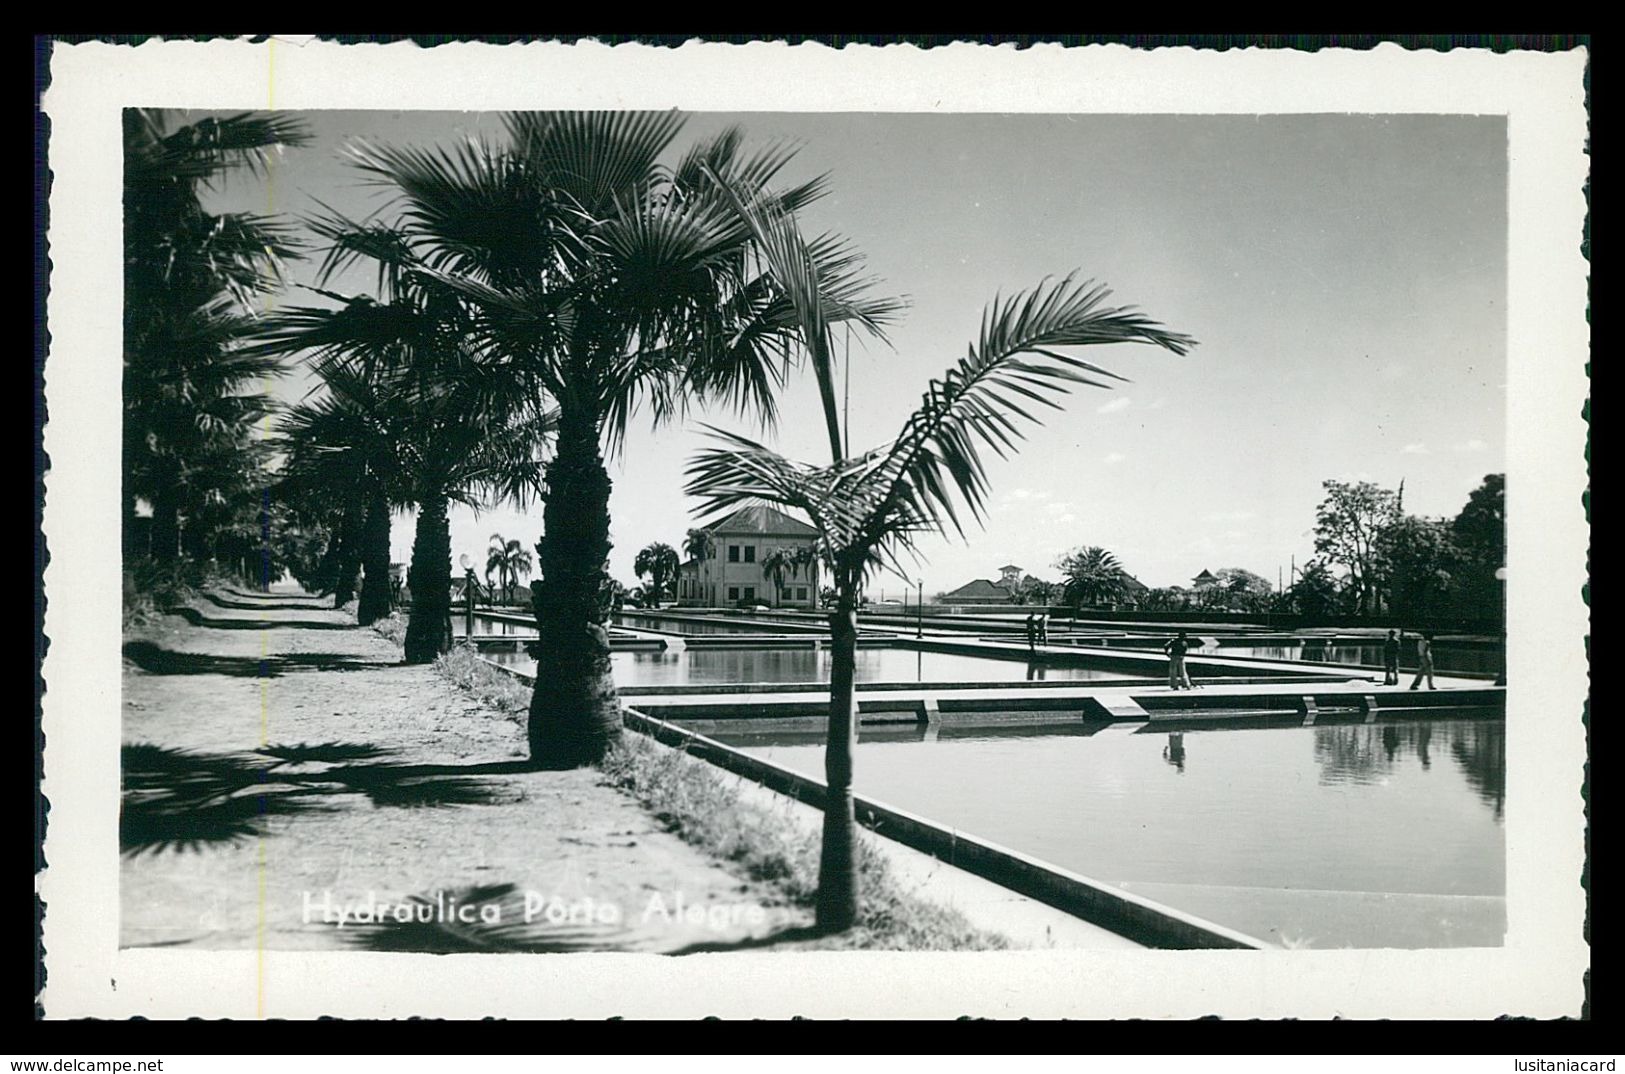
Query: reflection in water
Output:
[[724, 717, 1505, 948], [483, 646, 1136, 686], [1314, 721, 1504, 817], [1450, 721, 1505, 820], [1163, 731, 1186, 772], [1026, 659, 1047, 681], [1213, 641, 1501, 676]]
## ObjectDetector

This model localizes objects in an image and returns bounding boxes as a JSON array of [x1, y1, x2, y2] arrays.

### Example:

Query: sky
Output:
[[206, 109, 1508, 596]]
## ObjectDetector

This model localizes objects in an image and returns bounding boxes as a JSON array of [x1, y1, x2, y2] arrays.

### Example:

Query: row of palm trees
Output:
[[135, 107, 1196, 933]]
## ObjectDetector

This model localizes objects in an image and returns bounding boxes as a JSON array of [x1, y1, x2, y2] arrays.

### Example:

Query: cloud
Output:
[[1095, 397, 1132, 414], [1454, 438, 1489, 453], [1044, 501, 1074, 515], [1146, 397, 1168, 410], [1202, 510, 1256, 522], [1051, 513, 1076, 525], [1401, 443, 1430, 455], [1103, 451, 1127, 464]]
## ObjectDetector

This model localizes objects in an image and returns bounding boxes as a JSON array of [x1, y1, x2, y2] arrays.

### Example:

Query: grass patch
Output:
[[370, 611, 408, 648], [432, 644, 529, 720], [598, 731, 1009, 952], [425, 642, 1007, 950], [122, 561, 212, 629]]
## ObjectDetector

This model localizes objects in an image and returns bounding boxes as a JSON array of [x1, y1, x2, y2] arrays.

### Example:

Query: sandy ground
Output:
[[121, 587, 810, 954]]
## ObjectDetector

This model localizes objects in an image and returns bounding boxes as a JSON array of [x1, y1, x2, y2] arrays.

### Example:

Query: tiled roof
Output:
[[940, 578, 1010, 598], [704, 503, 819, 537]]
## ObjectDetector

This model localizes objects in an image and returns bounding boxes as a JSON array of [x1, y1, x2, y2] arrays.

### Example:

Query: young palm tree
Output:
[[345, 111, 900, 766], [633, 543, 680, 606], [1056, 545, 1128, 608], [688, 235, 1195, 928], [124, 110, 309, 563]]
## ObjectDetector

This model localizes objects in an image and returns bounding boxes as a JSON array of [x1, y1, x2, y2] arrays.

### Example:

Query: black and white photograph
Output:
[[38, 38, 1590, 1020]]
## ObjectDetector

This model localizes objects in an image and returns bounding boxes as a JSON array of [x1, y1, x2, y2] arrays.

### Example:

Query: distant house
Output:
[[677, 504, 821, 608], [1119, 573, 1150, 600], [1192, 569, 1219, 590], [940, 564, 1032, 605]]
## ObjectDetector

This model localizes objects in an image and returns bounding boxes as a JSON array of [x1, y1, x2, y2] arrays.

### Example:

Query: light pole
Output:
[[1494, 566, 1507, 686], [917, 579, 925, 639]]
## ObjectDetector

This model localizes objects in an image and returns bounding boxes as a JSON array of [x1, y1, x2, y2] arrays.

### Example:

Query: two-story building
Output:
[[676, 504, 821, 608]]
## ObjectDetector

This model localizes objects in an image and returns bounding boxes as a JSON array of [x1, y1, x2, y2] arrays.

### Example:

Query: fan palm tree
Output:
[[633, 543, 681, 606], [760, 547, 798, 607], [124, 109, 309, 563], [1056, 546, 1128, 608], [256, 198, 550, 656], [274, 362, 401, 625], [687, 208, 1195, 930], [344, 111, 900, 766]]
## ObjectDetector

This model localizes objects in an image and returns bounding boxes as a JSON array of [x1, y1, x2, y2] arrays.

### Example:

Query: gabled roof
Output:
[[998, 563, 1023, 572], [1193, 568, 1217, 582], [940, 578, 1010, 599], [1120, 572, 1150, 593], [704, 503, 818, 537]]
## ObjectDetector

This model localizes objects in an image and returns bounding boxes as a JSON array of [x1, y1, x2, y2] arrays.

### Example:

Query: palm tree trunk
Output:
[[816, 577, 861, 932], [150, 479, 181, 565], [403, 494, 454, 664], [356, 488, 392, 626], [528, 402, 620, 767], [331, 507, 362, 607]]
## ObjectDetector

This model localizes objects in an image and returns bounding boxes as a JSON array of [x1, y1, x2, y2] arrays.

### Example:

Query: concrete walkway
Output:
[[121, 589, 813, 955]]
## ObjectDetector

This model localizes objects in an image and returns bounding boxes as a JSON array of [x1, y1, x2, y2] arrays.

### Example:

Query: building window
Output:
[[743, 545, 756, 563], [743, 587, 755, 601], [728, 545, 740, 563], [796, 587, 808, 601], [728, 587, 739, 601]]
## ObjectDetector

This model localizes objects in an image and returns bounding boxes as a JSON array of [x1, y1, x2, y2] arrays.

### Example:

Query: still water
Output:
[[481, 646, 1138, 686], [1204, 641, 1500, 677], [715, 718, 1506, 948]]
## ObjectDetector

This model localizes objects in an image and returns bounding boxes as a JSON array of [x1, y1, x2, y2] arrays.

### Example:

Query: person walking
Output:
[[1164, 630, 1196, 690], [1024, 613, 1038, 654], [1409, 631, 1437, 690], [1037, 613, 1050, 648], [1383, 629, 1402, 686]]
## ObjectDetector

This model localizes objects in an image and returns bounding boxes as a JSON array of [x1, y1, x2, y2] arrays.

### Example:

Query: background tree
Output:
[[124, 109, 309, 566], [1141, 587, 1188, 612], [689, 244, 1193, 932], [633, 543, 681, 605], [486, 534, 535, 605], [1287, 559, 1342, 618], [1451, 473, 1506, 623], [1056, 546, 1128, 608], [1212, 567, 1274, 613], [1012, 575, 1057, 606], [1382, 515, 1459, 620], [683, 528, 717, 563], [1312, 479, 1401, 614], [761, 547, 798, 606]]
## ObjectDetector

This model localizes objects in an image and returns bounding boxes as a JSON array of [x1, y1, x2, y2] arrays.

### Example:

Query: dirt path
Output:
[[121, 587, 806, 954]]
